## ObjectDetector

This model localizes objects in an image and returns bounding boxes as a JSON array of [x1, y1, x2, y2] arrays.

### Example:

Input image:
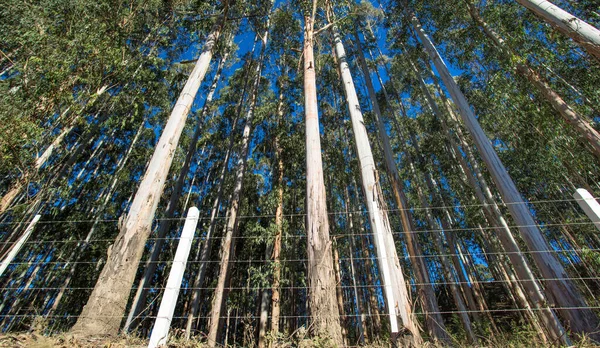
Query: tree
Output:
[[71, 1, 230, 336], [406, 8, 600, 341], [514, 0, 600, 62], [300, 0, 343, 344], [330, 14, 420, 343]]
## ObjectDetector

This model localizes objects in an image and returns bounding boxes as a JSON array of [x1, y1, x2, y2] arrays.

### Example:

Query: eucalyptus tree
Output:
[[328, 6, 420, 343], [71, 1, 232, 336], [349, 7, 449, 341], [263, 6, 302, 337], [463, 0, 600, 159], [205, 3, 273, 345], [0, 0, 173, 217], [124, 36, 234, 333], [514, 0, 600, 61], [395, 4, 600, 341], [298, 0, 343, 344]]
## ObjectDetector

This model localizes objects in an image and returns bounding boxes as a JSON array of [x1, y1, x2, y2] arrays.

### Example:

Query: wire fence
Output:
[[2, 275, 600, 291], [0, 195, 598, 343], [0, 220, 596, 247], [2, 247, 598, 267], [0, 196, 596, 226], [3, 306, 600, 320]]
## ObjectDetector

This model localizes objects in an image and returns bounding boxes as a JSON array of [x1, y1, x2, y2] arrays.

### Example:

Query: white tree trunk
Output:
[[515, 0, 600, 61], [332, 26, 418, 342], [353, 27, 447, 343], [0, 214, 41, 277], [125, 42, 230, 333]]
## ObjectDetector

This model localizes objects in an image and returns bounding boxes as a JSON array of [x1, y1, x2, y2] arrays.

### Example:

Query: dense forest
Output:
[[1, 0, 600, 346]]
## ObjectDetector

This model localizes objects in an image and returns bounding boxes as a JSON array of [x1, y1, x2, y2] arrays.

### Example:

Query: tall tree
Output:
[[71, 2, 230, 336], [405, 8, 600, 341], [301, 0, 343, 344], [464, 0, 600, 158], [206, 5, 272, 344], [330, 16, 420, 343], [352, 23, 449, 342]]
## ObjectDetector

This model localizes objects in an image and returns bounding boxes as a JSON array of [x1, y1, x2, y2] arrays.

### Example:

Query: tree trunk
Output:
[[402, 145, 477, 342], [333, 26, 419, 343], [514, 0, 600, 61], [70, 4, 229, 336], [466, 1, 600, 158], [124, 41, 230, 333], [206, 17, 270, 345], [270, 88, 285, 336], [344, 187, 367, 345], [302, 8, 343, 344], [410, 12, 599, 342], [332, 239, 348, 346], [184, 41, 259, 338], [353, 27, 446, 343]]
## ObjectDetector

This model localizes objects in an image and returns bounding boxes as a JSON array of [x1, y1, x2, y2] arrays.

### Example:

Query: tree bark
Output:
[[70, 4, 229, 336], [270, 87, 285, 336], [332, 239, 348, 347], [302, 7, 343, 344]]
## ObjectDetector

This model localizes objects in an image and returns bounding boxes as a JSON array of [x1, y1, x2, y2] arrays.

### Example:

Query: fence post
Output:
[[574, 188, 600, 232], [0, 214, 42, 277], [148, 207, 200, 348]]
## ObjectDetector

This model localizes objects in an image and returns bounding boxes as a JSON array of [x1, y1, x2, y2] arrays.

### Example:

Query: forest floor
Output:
[[1, 332, 598, 347], [0, 333, 149, 348], [0, 333, 388, 348]]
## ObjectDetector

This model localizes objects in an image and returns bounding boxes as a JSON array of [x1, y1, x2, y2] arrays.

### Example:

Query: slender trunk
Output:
[[423, 21, 566, 343], [0, 91, 99, 215], [332, 239, 348, 347], [257, 245, 271, 348], [405, 161, 476, 342], [184, 40, 258, 338], [71, 5, 229, 336], [270, 90, 285, 335], [466, 1, 600, 158], [333, 26, 419, 342], [0, 25, 162, 218], [514, 0, 600, 61], [353, 27, 446, 343], [349, 178, 382, 337], [410, 12, 599, 341], [344, 188, 367, 344], [183, 147, 232, 338], [206, 17, 270, 345], [302, 9, 343, 344], [0, 214, 41, 277], [124, 43, 229, 333]]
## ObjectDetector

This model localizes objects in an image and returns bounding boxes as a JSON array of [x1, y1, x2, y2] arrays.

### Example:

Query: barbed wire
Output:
[[0, 196, 596, 226], [0, 220, 596, 247]]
